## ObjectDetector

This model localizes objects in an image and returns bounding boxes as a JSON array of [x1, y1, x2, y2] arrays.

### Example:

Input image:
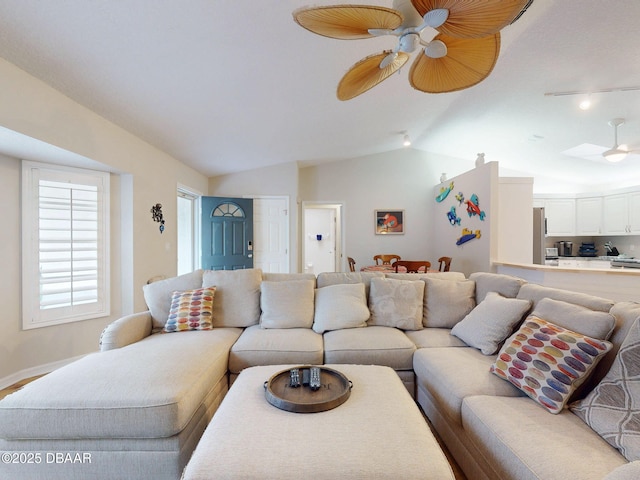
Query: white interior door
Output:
[[252, 196, 289, 273]]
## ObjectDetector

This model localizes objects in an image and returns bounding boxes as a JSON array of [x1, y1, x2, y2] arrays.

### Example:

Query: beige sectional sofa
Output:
[[0, 269, 639, 480]]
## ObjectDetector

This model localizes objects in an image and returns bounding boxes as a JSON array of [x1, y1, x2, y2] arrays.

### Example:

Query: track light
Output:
[[578, 95, 591, 110], [403, 134, 411, 147]]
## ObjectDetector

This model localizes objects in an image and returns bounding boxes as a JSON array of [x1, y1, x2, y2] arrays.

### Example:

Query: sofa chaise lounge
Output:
[[0, 268, 639, 480]]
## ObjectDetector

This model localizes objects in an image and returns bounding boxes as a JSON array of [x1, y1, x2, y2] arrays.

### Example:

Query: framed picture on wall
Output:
[[375, 209, 404, 235]]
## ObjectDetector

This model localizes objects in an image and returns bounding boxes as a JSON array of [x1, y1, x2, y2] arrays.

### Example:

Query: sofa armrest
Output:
[[99, 311, 153, 351]]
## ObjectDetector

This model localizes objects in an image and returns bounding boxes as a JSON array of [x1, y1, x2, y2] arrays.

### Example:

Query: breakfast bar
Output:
[[494, 261, 640, 303]]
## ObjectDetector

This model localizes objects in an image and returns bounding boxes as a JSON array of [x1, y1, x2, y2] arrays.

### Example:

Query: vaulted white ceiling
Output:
[[0, 0, 639, 190]]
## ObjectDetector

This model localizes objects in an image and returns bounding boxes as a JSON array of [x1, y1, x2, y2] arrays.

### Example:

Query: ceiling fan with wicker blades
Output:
[[293, 0, 534, 100]]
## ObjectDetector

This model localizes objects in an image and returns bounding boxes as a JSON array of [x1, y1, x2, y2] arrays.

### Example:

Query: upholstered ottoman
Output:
[[181, 364, 455, 480]]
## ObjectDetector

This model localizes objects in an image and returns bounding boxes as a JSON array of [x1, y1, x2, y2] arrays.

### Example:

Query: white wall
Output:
[[0, 58, 208, 381], [431, 162, 497, 276], [299, 148, 473, 271]]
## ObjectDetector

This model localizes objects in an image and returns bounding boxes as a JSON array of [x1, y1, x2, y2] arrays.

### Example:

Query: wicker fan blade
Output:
[[337, 51, 410, 100], [409, 33, 500, 93], [410, 0, 531, 38], [293, 5, 403, 40]]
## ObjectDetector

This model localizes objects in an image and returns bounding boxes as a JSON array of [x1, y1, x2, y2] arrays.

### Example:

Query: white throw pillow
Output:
[[531, 297, 616, 340], [260, 280, 315, 329], [312, 283, 370, 334], [423, 277, 476, 328], [368, 277, 424, 330], [451, 292, 532, 354]]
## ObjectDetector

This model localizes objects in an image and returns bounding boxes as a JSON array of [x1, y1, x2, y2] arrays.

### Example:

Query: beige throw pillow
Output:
[[423, 277, 476, 328], [202, 268, 262, 327], [368, 277, 424, 331], [451, 292, 532, 354], [312, 283, 369, 334], [260, 280, 315, 329]]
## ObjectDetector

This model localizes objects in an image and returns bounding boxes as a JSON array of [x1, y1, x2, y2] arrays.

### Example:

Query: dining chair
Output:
[[438, 256, 452, 272], [394, 260, 431, 273], [347, 257, 356, 272], [373, 254, 401, 265]]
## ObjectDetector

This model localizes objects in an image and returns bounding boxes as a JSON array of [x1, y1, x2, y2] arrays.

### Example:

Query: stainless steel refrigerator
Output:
[[533, 207, 546, 265]]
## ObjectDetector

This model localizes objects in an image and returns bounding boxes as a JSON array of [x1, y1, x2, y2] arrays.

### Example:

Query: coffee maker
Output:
[[554, 241, 573, 257]]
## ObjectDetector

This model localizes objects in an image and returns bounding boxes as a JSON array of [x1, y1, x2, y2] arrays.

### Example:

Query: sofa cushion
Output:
[[143, 269, 204, 330], [259, 279, 315, 329], [423, 277, 475, 328], [451, 292, 531, 355], [323, 326, 416, 370], [517, 283, 614, 312], [468, 272, 525, 303], [163, 287, 215, 333], [491, 316, 612, 414], [405, 328, 467, 348], [384, 271, 465, 281], [413, 347, 523, 426], [312, 283, 370, 334], [571, 317, 640, 462], [462, 395, 628, 480], [316, 271, 384, 297], [368, 277, 423, 330], [228, 325, 324, 374], [262, 272, 316, 284], [0, 328, 243, 439], [531, 297, 616, 340], [202, 268, 262, 327]]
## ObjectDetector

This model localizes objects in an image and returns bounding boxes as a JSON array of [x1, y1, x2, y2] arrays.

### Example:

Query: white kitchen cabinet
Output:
[[629, 191, 640, 234], [604, 192, 640, 235], [576, 197, 603, 235], [544, 198, 576, 236]]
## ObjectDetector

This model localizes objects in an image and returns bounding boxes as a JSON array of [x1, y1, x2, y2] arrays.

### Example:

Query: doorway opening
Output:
[[302, 202, 344, 275]]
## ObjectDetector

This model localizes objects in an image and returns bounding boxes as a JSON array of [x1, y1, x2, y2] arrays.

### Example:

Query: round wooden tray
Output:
[[264, 366, 352, 413]]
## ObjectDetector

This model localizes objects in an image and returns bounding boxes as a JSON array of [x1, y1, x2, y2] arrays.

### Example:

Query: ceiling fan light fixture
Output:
[[425, 39, 447, 58], [399, 33, 420, 53], [423, 8, 449, 28], [603, 149, 628, 163]]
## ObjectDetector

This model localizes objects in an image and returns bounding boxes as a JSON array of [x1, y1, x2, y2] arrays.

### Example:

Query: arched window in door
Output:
[[212, 202, 246, 218]]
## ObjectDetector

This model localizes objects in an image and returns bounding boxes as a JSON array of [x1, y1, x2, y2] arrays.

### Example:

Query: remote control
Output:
[[302, 368, 310, 387], [309, 367, 321, 391], [289, 368, 301, 388]]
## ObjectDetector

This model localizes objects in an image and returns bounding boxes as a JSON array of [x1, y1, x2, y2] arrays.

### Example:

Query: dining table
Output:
[[360, 264, 430, 273]]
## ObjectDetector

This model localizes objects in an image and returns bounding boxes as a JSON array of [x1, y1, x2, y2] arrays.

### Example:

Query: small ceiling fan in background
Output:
[[293, 0, 534, 100], [603, 118, 632, 162], [563, 118, 639, 164]]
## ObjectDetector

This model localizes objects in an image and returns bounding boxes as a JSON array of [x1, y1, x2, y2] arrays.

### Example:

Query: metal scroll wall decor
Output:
[[151, 203, 165, 233]]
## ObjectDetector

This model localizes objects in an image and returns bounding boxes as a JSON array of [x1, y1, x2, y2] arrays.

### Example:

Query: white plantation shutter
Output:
[[22, 161, 110, 329]]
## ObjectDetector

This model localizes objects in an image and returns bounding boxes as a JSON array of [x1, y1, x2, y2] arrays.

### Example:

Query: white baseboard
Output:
[[0, 354, 87, 391]]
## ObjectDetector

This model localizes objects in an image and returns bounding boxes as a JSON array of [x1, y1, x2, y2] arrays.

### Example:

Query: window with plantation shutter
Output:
[[22, 161, 110, 329]]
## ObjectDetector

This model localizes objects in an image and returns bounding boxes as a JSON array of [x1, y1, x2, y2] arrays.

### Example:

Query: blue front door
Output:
[[201, 197, 253, 270]]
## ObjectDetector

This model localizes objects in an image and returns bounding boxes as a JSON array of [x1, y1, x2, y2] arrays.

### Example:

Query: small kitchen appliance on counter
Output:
[[554, 241, 573, 257]]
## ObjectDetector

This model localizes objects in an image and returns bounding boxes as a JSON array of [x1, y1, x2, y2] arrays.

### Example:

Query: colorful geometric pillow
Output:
[[570, 317, 640, 462], [491, 316, 612, 414], [163, 288, 215, 333]]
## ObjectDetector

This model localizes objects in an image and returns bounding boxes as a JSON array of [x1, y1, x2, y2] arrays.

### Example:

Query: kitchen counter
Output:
[[493, 261, 640, 303]]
